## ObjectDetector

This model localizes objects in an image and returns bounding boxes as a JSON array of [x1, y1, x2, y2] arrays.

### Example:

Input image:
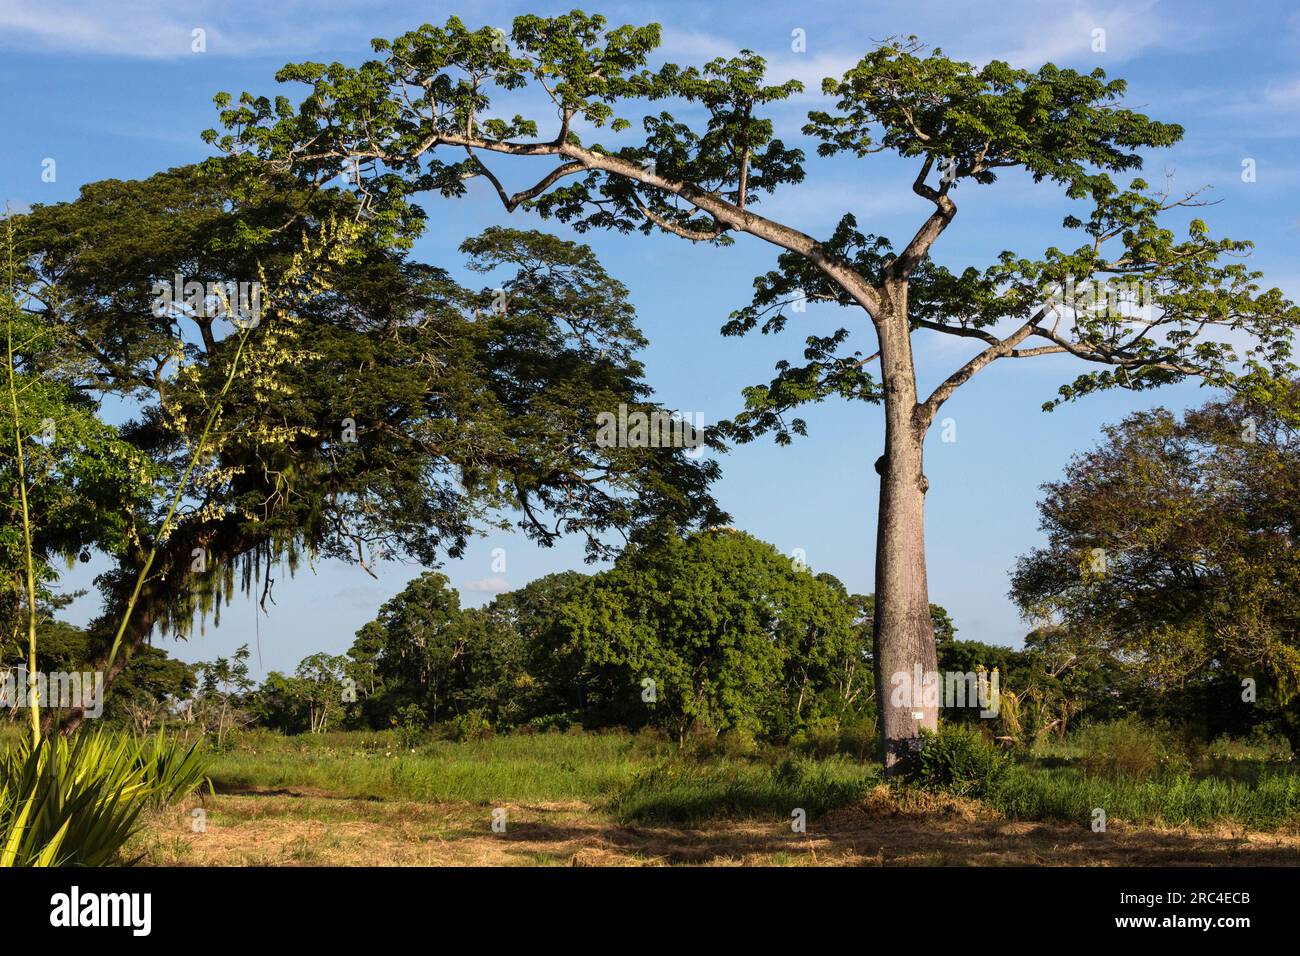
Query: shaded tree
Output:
[[193, 644, 255, 747], [11, 164, 722, 728], [555, 529, 859, 742], [1012, 390, 1300, 746], [258, 653, 350, 734], [480, 570, 588, 726], [347, 571, 472, 724]]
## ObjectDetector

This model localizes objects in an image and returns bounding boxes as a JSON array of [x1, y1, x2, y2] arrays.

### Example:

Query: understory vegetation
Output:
[[180, 720, 1300, 833]]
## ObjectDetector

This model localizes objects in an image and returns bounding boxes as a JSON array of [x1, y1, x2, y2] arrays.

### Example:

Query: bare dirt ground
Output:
[[134, 785, 1300, 866]]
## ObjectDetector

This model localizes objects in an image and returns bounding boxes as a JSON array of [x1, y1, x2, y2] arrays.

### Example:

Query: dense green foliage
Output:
[[914, 724, 1009, 797], [1012, 391, 1300, 748], [250, 531, 891, 742], [5, 164, 723, 724], [556, 530, 864, 740]]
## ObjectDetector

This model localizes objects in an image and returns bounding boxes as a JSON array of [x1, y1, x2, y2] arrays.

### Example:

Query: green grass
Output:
[[58, 723, 1300, 833], [208, 728, 676, 804], [988, 760, 1300, 830], [919, 719, 1300, 830], [203, 728, 879, 824], [611, 755, 879, 825]]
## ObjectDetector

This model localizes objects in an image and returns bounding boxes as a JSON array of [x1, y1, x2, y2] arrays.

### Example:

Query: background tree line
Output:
[[22, 380, 1295, 757]]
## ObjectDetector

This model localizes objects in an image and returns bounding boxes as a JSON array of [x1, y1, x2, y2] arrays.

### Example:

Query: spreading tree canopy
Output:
[[206, 10, 1300, 766], [8, 160, 722, 727], [1012, 389, 1300, 745], [555, 528, 863, 741]]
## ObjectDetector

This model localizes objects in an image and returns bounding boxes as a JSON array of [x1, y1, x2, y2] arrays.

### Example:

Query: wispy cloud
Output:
[[1264, 76, 1300, 107], [0, 1, 232, 59], [659, 27, 860, 94], [963, 0, 1210, 68], [0, 0, 439, 59], [1152, 73, 1300, 143], [664, 0, 1211, 78]]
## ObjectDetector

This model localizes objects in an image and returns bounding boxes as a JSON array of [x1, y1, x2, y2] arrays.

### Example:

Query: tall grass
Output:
[[205, 728, 878, 825], [919, 719, 1300, 830], [207, 729, 673, 804], [199, 725, 1300, 832], [990, 763, 1300, 830]]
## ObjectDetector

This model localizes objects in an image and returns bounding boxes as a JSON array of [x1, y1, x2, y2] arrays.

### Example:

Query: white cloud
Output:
[[0, 0, 420, 59], [1, 0, 1215, 68], [664, 0, 1210, 78], [660, 27, 859, 95], [967, 0, 1207, 68], [1264, 76, 1300, 107], [461, 576, 512, 593], [1154, 76, 1300, 142]]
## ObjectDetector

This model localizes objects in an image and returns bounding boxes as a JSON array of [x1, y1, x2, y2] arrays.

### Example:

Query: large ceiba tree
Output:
[[210, 12, 1299, 768], [12, 161, 722, 729]]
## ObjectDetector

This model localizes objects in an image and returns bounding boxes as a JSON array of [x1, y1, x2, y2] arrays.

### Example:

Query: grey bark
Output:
[[872, 290, 939, 773]]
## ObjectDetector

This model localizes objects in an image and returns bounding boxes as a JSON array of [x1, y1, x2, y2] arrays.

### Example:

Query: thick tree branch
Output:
[[319, 130, 886, 319], [466, 150, 586, 212]]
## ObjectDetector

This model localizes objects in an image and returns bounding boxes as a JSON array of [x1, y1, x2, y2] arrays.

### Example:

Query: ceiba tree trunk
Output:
[[871, 293, 938, 774]]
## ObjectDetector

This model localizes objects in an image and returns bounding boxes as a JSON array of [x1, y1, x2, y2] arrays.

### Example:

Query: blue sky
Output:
[[3, 0, 1298, 677]]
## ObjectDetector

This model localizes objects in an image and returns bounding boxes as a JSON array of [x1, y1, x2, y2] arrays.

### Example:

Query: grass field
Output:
[[120, 727, 1300, 866]]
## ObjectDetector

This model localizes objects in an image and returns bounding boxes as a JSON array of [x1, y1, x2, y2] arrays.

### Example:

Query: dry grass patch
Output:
[[132, 785, 1300, 867]]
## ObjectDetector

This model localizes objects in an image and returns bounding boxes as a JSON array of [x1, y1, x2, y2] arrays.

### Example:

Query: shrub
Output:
[[720, 727, 760, 758], [793, 718, 878, 760], [791, 718, 842, 758], [913, 724, 1009, 797], [1209, 730, 1293, 764], [686, 727, 759, 759], [133, 730, 212, 806], [452, 709, 493, 742], [390, 704, 428, 750], [834, 720, 879, 761]]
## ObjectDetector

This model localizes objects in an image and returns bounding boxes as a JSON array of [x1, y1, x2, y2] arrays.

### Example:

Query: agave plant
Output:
[[0, 730, 212, 866], [0, 776, 72, 867], [0, 734, 146, 866], [133, 730, 212, 807]]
